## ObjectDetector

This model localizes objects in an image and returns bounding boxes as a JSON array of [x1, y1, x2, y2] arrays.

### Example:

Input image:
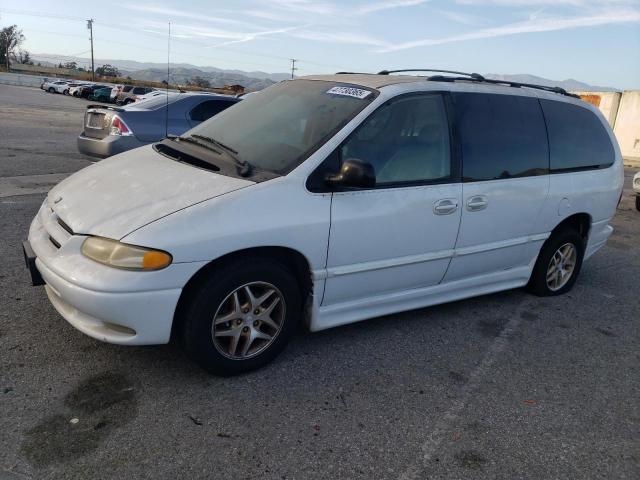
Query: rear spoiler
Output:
[[86, 104, 125, 112]]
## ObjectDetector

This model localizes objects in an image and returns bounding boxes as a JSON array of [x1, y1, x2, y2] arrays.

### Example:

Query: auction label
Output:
[[326, 86, 372, 99]]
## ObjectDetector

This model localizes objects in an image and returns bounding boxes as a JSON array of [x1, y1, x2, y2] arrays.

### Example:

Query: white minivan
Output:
[[24, 71, 624, 375]]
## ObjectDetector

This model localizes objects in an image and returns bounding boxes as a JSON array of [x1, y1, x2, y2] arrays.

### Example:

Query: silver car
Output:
[[77, 92, 240, 158]]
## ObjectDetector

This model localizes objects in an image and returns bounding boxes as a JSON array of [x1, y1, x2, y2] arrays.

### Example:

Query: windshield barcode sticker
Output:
[[326, 86, 371, 99]]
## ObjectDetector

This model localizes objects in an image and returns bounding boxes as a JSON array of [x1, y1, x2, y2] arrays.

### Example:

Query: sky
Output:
[[0, 0, 639, 89]]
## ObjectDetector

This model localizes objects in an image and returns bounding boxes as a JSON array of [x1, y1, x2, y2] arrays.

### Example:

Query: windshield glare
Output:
[[186, 80, 377, 175]]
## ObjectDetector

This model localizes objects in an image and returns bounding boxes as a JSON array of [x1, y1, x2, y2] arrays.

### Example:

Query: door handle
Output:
[[433, 199, 458, 215], [466, 195, 488, 212]]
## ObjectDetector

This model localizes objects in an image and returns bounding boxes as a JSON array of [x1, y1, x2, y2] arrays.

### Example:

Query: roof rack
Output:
[[377, 69, 486, 81], [425, 74, 580, 98]]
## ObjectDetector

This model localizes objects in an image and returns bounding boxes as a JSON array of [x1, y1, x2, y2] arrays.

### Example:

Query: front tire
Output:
[[528, 228, 585, 296], [180, 258, 301, 375], [63, 89, 69, 95], [636, 195, 640, 212]]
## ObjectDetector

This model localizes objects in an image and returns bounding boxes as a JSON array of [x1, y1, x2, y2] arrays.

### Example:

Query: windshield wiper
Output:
[[190, 134, 252, 177], [172, 135, 222, 155]]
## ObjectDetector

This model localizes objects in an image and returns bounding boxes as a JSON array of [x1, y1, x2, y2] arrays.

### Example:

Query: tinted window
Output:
[[190, 100, 236, 122], [454, 93, 548, 182], [122, 86, 133, 92], [540, 99, 614, 172], [340, 94, 451, 185], [132, 87, 146, 94]]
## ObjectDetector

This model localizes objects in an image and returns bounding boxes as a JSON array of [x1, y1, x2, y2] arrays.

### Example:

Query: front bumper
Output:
[[37, 259, 181, 345], [26, 201, 207, 345], [77, 133, 146, 159]]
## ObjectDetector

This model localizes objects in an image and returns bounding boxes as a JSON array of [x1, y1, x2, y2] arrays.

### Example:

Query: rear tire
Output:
[[636, 195, 640, 212], [180, 257, 301, 376], [527, 228, 585, 296], [48, 87, 55, 93]]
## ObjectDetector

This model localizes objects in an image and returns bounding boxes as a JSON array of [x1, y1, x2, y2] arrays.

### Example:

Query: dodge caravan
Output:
[[24, 71, 624, 375]]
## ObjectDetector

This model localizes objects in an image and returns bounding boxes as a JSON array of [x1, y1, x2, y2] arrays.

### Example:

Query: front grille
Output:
[[49, 236, 61, 249], [57, 217, 73, 235], [41, 206, 73, 251]]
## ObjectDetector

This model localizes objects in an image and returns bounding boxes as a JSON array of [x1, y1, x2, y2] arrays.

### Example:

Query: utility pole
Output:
[[290, 59, 297, 79], [87, 19, 95, 81]]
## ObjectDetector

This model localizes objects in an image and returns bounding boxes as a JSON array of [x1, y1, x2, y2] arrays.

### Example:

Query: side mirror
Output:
[[326, 159, 376, 189]]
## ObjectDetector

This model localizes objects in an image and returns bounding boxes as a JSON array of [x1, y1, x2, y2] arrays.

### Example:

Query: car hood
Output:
[[48, 145, 254, 239]]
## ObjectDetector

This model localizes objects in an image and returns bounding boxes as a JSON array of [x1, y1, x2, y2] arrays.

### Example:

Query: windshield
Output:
[[186, 80, 378, 175]]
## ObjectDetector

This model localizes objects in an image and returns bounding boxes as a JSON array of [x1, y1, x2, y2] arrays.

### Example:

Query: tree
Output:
[[62, 61, 77, 70], [95, 64, 120, 77], [0, 25, 25, 70], [13, 49, 32, 65]]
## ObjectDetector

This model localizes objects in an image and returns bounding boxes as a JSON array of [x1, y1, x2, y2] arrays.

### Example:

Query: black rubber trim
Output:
[[22, 241, 45, 286]]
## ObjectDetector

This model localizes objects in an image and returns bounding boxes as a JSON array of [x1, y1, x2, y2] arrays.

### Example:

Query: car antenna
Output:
[[165, 21, 171, 138]]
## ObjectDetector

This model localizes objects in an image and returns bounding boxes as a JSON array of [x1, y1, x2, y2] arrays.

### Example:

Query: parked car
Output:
[[77, 92, 240, 158], [42, 80, 69, 94], [88, 87, 112, 103], [77, 84, 110, 99], [634, 171, 640, 211], [24, 72, 623, 375], [70, 83, 94, 97], [110, 84, 124, 102], [116, 86, 155, 105]]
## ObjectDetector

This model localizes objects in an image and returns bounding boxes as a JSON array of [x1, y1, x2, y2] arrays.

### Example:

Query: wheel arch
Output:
[[552, 212, 592, 244], [171, 246, 314, 341]]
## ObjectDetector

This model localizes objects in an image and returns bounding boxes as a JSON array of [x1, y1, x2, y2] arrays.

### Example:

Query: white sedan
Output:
[[42, 80, 70, 94]]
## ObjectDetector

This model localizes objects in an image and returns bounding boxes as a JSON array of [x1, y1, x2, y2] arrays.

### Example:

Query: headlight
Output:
[[81, 237, 172, 270]]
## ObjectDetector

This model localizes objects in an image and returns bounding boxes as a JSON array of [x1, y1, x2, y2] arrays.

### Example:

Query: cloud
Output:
[[207, 25, 309, 47], [291, 30, 391, 47], [454, 0, 637, 5], [377, 7, 640, 52], [121, 4, 262, 28], [356, 0, 429, 15]]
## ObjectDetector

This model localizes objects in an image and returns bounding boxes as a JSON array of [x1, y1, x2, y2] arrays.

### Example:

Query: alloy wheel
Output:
[[211, 282, 286, 360], [546, 243, 577, 291]]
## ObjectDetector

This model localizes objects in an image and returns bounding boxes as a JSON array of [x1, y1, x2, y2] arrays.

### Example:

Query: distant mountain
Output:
[[484, 74, 617, 92], [30, 54, 617, 92], [31, 54, 289, 90]]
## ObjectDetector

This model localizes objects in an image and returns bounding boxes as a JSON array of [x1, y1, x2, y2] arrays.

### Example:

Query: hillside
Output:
[[485, 74, 617, 92], [30, 54, 617, 92]]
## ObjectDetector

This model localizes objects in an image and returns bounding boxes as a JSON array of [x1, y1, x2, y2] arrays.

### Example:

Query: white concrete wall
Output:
[[0, 72, 54, 87], [573, 91, 621, 127], [614, 91, 640, 161]]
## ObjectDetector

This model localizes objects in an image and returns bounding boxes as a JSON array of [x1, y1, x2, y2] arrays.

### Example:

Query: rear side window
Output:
[[132, 87, 146, 94], [190, 100, 236, 122], [540, 99, 614, 172], [453, 93, 549, 182]]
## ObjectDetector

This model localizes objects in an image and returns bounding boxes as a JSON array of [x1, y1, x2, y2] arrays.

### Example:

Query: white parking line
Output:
[[399, 299, 529, 479], [0, 173, 71, 198]]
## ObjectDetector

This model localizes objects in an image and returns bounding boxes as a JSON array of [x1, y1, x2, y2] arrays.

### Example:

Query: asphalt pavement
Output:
[[0, 84, 638, 480]]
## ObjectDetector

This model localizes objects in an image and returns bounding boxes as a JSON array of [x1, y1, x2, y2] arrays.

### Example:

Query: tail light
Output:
[[110, 115, 133, 136]]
